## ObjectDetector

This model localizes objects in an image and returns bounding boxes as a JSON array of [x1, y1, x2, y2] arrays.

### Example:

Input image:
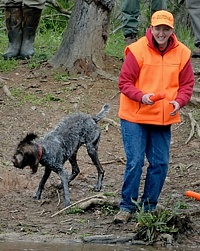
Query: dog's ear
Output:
[[20, 133, 38, 144], [12, 152, 24, 168]]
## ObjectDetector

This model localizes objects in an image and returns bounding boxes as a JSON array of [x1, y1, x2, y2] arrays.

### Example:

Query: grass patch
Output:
[[100, 205, 118, 216], [10, 87, 64, 106], [103, 192, 117, 197], [80, 233, 90, 238], [65, 206, 84, 215], [133, 199, 193, 244], [105, 30, 125, 59], [54, 72, 70, 82], [0, 58, 19, 72], [175, 25, 195, 50]]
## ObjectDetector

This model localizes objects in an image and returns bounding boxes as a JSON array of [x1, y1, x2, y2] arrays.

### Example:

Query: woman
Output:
[[114, 10, 194, 223]]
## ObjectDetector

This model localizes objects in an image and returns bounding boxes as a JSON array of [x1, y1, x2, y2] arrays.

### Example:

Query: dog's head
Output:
[[12, 133, 40, 174]]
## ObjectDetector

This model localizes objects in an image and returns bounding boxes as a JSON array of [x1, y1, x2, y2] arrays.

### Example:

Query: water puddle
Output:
[[0, 241, 200, 251]]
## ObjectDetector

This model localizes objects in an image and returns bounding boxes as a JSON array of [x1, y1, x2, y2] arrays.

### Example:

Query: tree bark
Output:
[[50, 0, 115, 75]]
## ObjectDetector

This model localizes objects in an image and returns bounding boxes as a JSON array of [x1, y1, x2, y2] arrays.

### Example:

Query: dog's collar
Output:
[[38, 144, 43, 161]]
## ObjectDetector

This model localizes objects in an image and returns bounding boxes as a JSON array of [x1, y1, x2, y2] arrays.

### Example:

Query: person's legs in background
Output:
[[186, 0, 200, 58], [121, 0, 140, 45], [3, 0, 45, 59], [3, 0, 23, 59], [20, 0, 45, 59], [151, 0, 167, 15]]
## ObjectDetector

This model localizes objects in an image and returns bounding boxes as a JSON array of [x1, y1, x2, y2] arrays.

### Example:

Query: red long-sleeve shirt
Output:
[[118, 28, 195, 125], [119, 29, 194, 108]]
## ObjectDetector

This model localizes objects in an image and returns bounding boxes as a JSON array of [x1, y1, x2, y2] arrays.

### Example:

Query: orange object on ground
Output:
[[150, 93, 166, 102], [185, 190, 200, 201]]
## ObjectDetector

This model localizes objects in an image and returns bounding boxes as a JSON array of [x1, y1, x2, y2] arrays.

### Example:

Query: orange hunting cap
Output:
[[151, 10, 174, 29]]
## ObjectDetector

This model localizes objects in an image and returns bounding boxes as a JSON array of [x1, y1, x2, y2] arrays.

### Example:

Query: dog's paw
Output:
[[93, 185, 101, 192], [64, 199, 70, 207], [33, 194, 41, 200]]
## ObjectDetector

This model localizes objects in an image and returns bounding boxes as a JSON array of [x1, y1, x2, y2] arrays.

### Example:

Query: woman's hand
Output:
[[169, 101, 180, 116], [142, 94, 155, 105]]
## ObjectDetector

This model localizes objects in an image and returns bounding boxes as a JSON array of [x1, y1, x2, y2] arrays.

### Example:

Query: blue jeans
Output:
[[120, 119, 171, 212]]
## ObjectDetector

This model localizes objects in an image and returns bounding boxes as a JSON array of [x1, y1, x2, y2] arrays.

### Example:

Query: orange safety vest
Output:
[[118, 36, 191, 125]]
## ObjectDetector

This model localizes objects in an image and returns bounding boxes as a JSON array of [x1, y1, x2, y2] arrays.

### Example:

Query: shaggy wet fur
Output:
[[12, 104, 110, 207]]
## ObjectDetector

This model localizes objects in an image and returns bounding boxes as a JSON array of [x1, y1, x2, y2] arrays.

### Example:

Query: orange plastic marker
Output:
[[185, 190, 200, 201], [150, 93, 166, 102]]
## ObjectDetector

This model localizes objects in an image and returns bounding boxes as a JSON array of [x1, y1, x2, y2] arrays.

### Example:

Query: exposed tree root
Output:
[[185, 112, 200, 144]]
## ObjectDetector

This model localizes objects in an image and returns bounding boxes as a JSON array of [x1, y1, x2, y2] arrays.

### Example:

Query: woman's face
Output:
[[151, 25, 173, 49]]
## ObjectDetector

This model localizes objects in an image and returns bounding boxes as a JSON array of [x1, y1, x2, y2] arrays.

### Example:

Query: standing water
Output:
[[0, 241, 200, 251]]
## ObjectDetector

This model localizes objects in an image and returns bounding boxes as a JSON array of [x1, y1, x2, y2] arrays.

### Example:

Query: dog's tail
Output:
[[92, 104, 110, 122]]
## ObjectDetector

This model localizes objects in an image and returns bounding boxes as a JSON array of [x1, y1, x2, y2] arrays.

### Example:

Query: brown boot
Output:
[[114, 210, 132, 223], [20, 5, 42, 59], [3, 5, 22, 60]]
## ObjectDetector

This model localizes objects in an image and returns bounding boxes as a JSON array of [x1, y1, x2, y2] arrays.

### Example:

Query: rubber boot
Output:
[[3, 5, 22, 60], [20, 5, 42, 59]]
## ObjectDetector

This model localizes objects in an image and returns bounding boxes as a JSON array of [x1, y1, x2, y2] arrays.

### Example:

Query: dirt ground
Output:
[[0, 56, 200, 248]]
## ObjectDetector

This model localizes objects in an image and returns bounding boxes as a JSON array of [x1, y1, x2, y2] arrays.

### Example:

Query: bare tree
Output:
[[50, 0, 115, 75]]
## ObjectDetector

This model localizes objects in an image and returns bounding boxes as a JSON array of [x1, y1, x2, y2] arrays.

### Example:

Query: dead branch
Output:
[[117, 156, 126, 165], [102, 117, 120, 129], [111, 91, 120, 100], [56, 189, 61, 207], [2, 85, 15, 100], [0, 77, 7, 85], [46, 0, 72, 16], [191, 180, 200, 186], [93, 156, 125, 165], [105, 123, 109, 132], [193, 87, 200, 93], [185, 112, 200, 144], [101, 160, 116, 165], [83, 233, 134, 244], [189, 96, 200, 105], [51, 193, 105, 217], [78, 196, 107, 210], [106, 151, 126, 165], [0, 76, 15, 83]]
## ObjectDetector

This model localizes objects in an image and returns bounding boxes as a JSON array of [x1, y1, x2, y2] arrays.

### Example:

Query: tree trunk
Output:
[[50, 0, 115, 75]]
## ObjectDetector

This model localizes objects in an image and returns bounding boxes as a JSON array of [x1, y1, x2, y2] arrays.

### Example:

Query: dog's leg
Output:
[[57, 168, 70, 207], [56, 153, 80, 190], [33, 167, 51, 200], [68, 153, 80, 183], [86, 142, 105, 192]]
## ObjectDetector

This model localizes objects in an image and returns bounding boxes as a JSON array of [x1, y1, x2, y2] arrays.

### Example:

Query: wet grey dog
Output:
[[12, 104, 110, 207]]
